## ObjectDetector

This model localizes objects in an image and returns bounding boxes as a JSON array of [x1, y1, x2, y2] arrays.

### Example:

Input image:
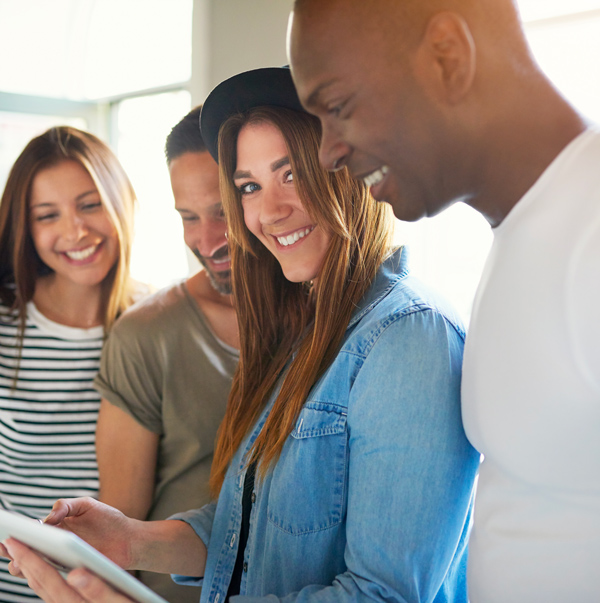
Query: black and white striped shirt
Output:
[[0, 301, 103, 603]]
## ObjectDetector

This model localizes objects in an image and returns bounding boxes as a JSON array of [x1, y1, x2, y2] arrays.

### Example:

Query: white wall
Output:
[[191, 0, 294, 104]]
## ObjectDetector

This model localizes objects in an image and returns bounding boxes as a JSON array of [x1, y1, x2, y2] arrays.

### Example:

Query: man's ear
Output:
[[415, 11, 476, 105]]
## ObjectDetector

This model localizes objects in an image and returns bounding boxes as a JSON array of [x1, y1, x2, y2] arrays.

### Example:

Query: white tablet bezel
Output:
[[0, 509, 167, 603]]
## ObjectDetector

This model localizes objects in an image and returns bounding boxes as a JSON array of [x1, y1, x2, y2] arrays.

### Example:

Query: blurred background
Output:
[[1, 0, 599, 323]]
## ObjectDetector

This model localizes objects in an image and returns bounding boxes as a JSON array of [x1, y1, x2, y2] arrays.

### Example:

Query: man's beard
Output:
[[194, 248, 232, 296]]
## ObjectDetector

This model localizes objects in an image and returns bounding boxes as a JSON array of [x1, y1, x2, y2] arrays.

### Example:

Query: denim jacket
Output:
[[172, 248, 480, 603]]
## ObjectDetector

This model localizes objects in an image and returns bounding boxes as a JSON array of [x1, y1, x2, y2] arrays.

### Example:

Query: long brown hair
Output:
[[210, 107, 394, 495], [0, 126, 136, 374]]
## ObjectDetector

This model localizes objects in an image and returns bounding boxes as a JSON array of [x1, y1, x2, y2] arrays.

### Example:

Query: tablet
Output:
[[0, 509, 167, 603]]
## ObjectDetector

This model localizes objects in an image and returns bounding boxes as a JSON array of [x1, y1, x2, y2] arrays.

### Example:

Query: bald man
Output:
[[290, 2, 600, 602]]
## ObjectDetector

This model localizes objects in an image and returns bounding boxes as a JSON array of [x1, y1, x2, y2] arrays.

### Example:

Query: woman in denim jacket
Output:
[[3, 68, 480, 603]]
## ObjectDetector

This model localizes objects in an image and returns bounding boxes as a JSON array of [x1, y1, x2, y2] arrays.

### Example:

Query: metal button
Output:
[[243, 562, 248, 573], [251, 492, 256, 504]]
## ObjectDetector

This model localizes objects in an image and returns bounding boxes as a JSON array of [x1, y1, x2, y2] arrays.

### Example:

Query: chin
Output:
[[282, 270, 316, 284], [384, 195, 428, 222]]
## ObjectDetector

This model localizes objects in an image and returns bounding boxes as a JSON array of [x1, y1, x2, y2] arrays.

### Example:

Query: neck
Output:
[[462, 70, 588, 227], [33, 274, 105, 328], [185, 270, 239, 350], [186, 270, 234, 308]]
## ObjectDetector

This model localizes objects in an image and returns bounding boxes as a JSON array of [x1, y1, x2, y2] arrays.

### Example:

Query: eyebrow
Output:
[[30, 189, 99, 209], [271, 156, 290, 172], [176, 202, 223, 214], [233, 155, 291, 180]]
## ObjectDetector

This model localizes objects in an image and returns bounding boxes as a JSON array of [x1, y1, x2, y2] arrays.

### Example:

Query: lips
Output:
[[206, 258, 231, 274], [198, 244, 230, 271], [62, 243, 102, 261], [275, 226, 314, 247]]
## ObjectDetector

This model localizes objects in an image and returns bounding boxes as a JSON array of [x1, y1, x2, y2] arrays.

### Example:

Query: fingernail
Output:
[[2, 541, 13, 555]]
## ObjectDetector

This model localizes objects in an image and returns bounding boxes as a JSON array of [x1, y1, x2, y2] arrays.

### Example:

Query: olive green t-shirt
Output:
[[94, 281, 238, 603]]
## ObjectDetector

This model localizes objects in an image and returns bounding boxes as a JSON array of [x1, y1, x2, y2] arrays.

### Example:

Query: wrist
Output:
[[127, 519, 205, 576], [126, 517, 151, 571]]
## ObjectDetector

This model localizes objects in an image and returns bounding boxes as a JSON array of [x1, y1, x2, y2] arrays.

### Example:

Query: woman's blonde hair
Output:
[[0, 126, 136, 371], [210, 106, 395, 495]]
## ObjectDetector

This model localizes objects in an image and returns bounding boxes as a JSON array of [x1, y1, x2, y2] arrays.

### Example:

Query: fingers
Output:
[[44, 498, 73, 525], [1, 540, 23, 576], [3, 538, 84, 603], [0, 541, 10, 558], [44, 497, 95, 525], [67, 568, 135, 602], [7, 558, 25, 579], [4, 537, 133, 603]]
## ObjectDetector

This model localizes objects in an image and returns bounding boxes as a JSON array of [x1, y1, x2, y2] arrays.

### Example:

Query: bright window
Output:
[[0, 0, 193, 290], [0, 111, 87, 190], [0, 0, 192, 100], [114, 91, 193, 288], [525, 12, 600, 123]]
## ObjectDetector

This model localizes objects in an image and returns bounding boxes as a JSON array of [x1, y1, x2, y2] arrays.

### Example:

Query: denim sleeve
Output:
[[235, 308, 480, 603], [169, 503, 216, 586]]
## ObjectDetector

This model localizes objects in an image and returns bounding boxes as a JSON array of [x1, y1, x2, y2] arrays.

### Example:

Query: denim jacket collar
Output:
[[347, 246, 408, 330]]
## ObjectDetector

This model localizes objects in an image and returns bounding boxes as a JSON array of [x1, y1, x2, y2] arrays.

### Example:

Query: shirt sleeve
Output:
[[235, 308, 481, 602], [94, 317, 164, 434], [169, 503, 217, 587]]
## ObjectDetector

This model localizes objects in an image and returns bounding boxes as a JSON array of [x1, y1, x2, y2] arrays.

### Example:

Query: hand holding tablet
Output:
[[0, 509, 167, 603]]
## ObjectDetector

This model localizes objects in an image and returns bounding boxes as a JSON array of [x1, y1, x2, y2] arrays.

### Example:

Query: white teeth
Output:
[[363, 165, 389, 188], [276, 227, 313, 247], [65, 245, 98, 260]]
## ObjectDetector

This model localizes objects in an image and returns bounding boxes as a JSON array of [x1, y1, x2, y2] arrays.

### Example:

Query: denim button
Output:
[[251, 492, 256, 504], [230, 533, 236, 547], [243, 562, 248, 573]]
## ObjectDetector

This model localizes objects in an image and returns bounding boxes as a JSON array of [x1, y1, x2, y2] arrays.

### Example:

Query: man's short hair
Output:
[[164, 105, 207, 164]]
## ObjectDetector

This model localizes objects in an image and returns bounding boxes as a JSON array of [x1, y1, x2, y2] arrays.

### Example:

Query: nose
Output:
[[193, 219, 228, 259], [318, 122, 351, 172], [63, 214, 89, 242], [259, 184, 291, 226]]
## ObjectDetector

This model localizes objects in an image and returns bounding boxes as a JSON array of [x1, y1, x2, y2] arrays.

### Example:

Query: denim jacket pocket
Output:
[[267, 402, 348, 536]]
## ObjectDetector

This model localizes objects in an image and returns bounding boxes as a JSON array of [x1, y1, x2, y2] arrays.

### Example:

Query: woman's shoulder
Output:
[[386, 274, 465, 335], [346, 272, 466, 358], [348, 247, 461, 332]]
